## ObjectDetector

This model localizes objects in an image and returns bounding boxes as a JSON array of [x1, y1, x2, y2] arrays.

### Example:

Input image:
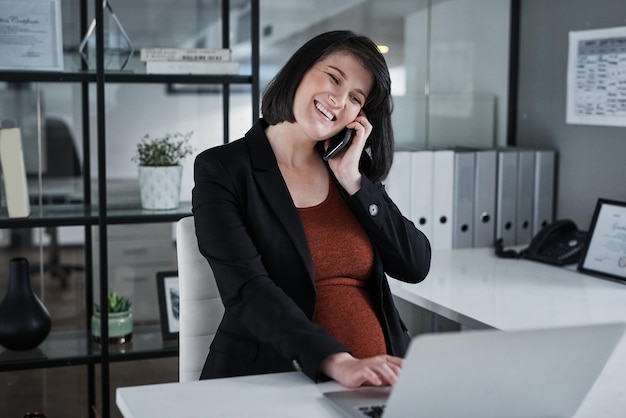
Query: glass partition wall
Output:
[[253, 0, 512, 149], [3, 0, 512, 196], [1, 0, 512, 198], [0, 1, 511, 416]]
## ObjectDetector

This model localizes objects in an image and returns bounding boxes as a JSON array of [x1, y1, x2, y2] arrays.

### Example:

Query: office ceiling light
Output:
[[377, 45, 389, 54]]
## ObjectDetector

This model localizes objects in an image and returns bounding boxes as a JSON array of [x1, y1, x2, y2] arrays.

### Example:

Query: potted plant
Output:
[[91, 292, 133, 344], [132, 131, 194, 210]]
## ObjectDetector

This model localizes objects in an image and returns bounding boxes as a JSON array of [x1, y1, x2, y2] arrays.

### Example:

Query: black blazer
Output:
[[192, 119, 431, 381]]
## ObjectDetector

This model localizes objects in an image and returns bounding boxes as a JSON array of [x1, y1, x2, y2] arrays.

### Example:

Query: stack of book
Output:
[[141, 48, 239, 75]]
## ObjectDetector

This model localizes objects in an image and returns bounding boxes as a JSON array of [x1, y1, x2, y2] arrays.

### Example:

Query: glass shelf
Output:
[[0, 70, 252, 85], [0, 202, 192, 228], [0, 330, 95, 371], [106, 73, 253, 84], [105, 325, 178, 362], [0, 325, 177, 372], [0, 71, 94, 83], [101, 201, 192, 224]]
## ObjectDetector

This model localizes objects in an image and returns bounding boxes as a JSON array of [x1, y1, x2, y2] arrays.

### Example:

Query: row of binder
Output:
[[385, 147, 556, 249]]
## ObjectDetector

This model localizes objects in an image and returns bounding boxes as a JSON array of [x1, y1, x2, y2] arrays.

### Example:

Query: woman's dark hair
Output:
[[261, 30, 394, 182]]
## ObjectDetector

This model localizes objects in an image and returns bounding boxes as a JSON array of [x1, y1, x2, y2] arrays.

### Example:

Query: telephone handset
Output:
[[495, 219, 587, 266], [523, 220, 587, 265], [323, 129, 356, 161]]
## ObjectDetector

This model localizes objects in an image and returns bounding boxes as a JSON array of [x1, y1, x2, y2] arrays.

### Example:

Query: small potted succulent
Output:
[[91, 292, 133, 344], [131, 131, 194, 210]]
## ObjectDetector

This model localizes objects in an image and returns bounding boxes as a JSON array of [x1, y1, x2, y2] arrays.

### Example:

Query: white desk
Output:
[[117, 249, 626, 417], [389, 248, 626, 331], [388, 248, 626, 418], [117, 372, 344, 418]]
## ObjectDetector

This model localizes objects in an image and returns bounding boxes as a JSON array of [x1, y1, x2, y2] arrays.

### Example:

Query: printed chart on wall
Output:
[[566, 26, 626, 126]]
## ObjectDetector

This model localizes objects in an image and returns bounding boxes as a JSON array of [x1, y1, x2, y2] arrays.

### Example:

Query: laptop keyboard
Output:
[[357, 404, 386, 417]]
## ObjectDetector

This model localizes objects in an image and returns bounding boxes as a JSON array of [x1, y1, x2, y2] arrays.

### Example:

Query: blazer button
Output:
[[368, 204, 379, 217], [292, 359, 302, 372]]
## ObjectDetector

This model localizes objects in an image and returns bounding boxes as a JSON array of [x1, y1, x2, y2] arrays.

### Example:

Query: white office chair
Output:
[[176, 216, 225, 382]]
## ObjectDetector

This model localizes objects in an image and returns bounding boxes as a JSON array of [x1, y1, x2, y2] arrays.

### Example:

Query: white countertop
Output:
[[117, 372, 344, 418]]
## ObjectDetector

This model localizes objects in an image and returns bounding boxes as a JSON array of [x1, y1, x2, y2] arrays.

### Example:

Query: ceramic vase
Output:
[[0, 258, 52, 351], [91, 310, 133, 344], [138, 165, 182, 210]]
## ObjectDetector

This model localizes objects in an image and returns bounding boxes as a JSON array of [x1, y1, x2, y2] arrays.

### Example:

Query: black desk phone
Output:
[[495, 219, 587, 266]]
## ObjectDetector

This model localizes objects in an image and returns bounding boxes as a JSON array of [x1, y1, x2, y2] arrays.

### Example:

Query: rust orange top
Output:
[[297, 179, 387, 359]]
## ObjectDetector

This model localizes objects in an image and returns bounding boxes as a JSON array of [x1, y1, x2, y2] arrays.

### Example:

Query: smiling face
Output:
[[292, 51, 373, 141]]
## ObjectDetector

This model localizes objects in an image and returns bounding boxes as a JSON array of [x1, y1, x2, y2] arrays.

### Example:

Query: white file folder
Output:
[[473, 149, 497, 247], [533, 150, 556, 235], [452, 150, 475, 248], [0, 127, 30, 218], [386, 150, 412, 217], [410, 150, 434, 242], [516, 149, 535, 245], [432, 149, 454, 249], [496, 149, 517, 246]]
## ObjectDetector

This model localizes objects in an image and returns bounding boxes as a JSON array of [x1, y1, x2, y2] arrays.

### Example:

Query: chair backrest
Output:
[[44, 117, 82, 177], [176, 216, 224, 382]]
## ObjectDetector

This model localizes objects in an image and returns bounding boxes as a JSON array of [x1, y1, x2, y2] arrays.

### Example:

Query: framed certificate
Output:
[[578, 199, 626, 283], [0, 0, 64, 71]]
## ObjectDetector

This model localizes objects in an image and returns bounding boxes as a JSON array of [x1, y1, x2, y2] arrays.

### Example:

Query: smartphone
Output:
[[323, 129, 355, 161]]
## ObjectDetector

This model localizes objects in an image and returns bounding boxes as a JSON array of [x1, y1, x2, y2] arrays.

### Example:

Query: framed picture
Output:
[[156, 271, 180, 340], [0, 0, 64, 71], [578, 199, 626, 283], [566, 26, 626, 127]]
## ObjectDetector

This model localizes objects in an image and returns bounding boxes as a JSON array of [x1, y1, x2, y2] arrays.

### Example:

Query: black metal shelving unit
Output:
[[0, 1, 259, 416]]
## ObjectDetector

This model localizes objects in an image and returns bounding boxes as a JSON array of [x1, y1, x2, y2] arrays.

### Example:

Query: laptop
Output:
[[323, 322, 625, 418]]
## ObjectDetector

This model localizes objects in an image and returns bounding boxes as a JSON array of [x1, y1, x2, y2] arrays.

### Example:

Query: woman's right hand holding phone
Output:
[[325, 112, 372, 196]]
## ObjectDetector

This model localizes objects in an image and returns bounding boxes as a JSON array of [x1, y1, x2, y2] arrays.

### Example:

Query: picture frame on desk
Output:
[[156, 270, 180, 340], [578, 198, 626, 284]]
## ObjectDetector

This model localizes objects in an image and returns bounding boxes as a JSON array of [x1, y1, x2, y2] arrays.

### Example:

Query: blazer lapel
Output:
[[244, 121, 315, 282]]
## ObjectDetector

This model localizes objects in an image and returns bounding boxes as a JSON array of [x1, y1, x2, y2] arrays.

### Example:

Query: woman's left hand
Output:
[[325, 112, 372, 195]]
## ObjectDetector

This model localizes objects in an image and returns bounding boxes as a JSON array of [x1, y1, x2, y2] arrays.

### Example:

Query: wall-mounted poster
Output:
[[566, 26, 626, 127], [0, 0, 64, 71]]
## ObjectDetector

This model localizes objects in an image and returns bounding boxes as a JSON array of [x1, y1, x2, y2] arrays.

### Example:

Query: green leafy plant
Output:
[[95, 292, 132, 313], [131, 131, 194, 166]]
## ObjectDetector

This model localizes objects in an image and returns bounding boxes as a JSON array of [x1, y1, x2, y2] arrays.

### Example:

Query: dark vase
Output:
[[0, 257, 52, 351]]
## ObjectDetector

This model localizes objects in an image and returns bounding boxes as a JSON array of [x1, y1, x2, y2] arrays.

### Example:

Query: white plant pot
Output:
[[138, 165, 182, 210]]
